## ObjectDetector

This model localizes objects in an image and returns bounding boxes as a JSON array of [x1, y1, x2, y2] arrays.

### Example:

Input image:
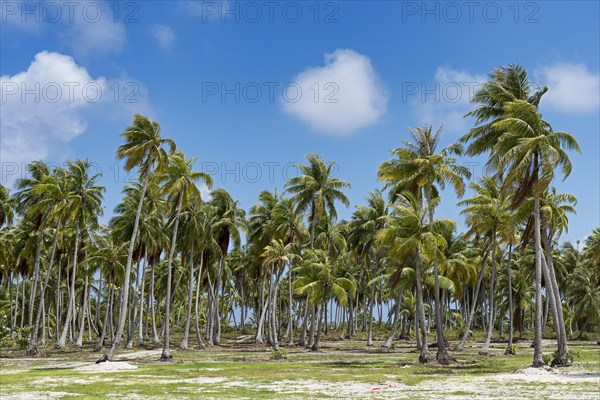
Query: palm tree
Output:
[[462, 65, 580, 366], [158, 151, 213, 359], [285, 153, 350, 247], [210, 189, 245, 345], [56, 160, 105, 348], [294, 248, 356, 351], [261, 239, 298, 352], [458, 177, 512, 355], [378, 125, 470, 364], [103, 114, 175, 362], [347, 191, 388, 346], [377, 192, 454, 363]]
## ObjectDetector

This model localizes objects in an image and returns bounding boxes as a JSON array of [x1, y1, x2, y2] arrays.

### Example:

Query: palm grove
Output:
[[0, 65, 598, 367]]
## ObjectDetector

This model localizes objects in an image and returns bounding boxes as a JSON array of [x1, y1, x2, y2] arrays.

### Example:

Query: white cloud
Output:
[[536, 63, 600, 114], [0, 51, 151, 185], [282, 49, 388, 136], [151, 25, 176, 50], [410, 67, 487, 135]]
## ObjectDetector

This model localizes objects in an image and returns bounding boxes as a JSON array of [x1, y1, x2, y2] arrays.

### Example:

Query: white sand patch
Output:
[[0, 392, 81, 400], [0, 369, 27, 375], [113, 350, 163, 360], [75, 361, 138, 372]]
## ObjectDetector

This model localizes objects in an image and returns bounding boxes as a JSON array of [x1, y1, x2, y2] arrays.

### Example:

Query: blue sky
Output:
[[1, 0, 599, 245]]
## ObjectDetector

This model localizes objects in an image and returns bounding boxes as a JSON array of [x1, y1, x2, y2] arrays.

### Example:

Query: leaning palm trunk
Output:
[[76, 275, 89, 348], [94, 276, 113, 352], [161, 193, 184, 360], [457, 250, 488, 350], [383, 290, 404, 348], [138, 253, 147, 346], [505, 243, 515, 355], [298, 295, 310, 346], [286, 262, 294, 346], [103, 170, 150, 362], [366, 279, 375, 347], [255, 276, 268, 344], [415, 258, 430, 363], [57, 223, 81, 348], [270, 267, 282, 352], [194, 252, 205, 349], [311, 302, 323, 351], [480, 235, 497, 355], [542, 233, 569, 365], [181, 248, 195, 349], [27, 220, 61, 355], [532, 194, 545, 367], [28, 229, 45, 328]]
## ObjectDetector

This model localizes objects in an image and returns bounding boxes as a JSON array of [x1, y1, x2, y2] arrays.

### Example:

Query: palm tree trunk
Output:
[[311, 302, 322, 351], [505, 243, 515, 355], [138, 252, 147, 346], [532, 193, 545, 367], [415, 257, 430, 363], [161, 193, 183, 360], [28, 228, 45, 328], [104, 169, 150, 362], [194, 251, 205, 349], [299, 295, 310, 346], [181, 248, 195, 349], [542, 232, 569, 365], [57, 222, 80, 348], [384, 290, 404, 348], [286, 262, 294, 346], [27, 219, 61, 355], [76, 275, 89, 348], [457, 249, 488, 350], [480, 232, 497, 356]]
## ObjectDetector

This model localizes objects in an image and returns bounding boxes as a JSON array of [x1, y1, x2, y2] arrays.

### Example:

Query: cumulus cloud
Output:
[[410, 66, 487, 135], [0, 51, 151, 185], [151, 24, 176, 50], [536, 63, 600, 114], [282, 49, 388, 136]]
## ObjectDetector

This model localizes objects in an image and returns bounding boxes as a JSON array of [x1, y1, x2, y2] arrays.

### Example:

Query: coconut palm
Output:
[[158, 151, 213, 359], [377, 192, 454, 363], [378, 125, 470, 363], [0, 184, 14, 228], [103, 114, 175, 362], [56, 160, 105, 348], [285, 153, 350, 247], [458, 176, 512, 354]]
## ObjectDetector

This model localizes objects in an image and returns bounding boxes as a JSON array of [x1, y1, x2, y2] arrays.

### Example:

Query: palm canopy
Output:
[[0, 184, 14, 227], [116, 113, 176, 177], [64, 159, 105, 230], [378, 125, 470, 204], [159, 151, 213, 211], [461, 64, 549, 156], [285, 153, 350, 225]]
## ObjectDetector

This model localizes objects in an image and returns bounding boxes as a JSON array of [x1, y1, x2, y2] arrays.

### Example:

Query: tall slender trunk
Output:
[[505, 243, 515, 355], [480, 230, 497, 355], [286, 262, 294, 346], [542, 232, 569, 365], [457, 249, 488, 350], [76, 275, 89, 348], [194, 251, 205, 349], [181, 248, 195, 349], [415, 257, 430, 363], [384, 290, 404, 348], [28, 228, 45, 327], [270, 267, 282, 352], [298, 295, 310, 346], [311, 302, 322, 351], [532, 192, 544, 367], [138, 252, 147, 346], [255, 276, 268, 344], [161, 193, 184, 360], [27, 219, 61, 355], [94, 273, 113, 352], [103, 169, 150, 362], [57, 222, 80, 348]]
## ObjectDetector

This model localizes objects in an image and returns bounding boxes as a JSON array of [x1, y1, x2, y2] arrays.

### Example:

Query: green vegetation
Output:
[[0, 64, 599, 398]]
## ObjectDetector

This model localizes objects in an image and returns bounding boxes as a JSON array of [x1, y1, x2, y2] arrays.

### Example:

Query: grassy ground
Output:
[[1, 330, 599, 399]]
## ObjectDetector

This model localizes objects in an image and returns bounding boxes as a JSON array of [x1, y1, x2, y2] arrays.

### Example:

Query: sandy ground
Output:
[[1, 363, 598, 399]]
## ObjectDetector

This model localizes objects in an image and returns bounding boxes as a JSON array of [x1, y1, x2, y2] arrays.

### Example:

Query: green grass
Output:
[[1, 333, 599, 399]]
